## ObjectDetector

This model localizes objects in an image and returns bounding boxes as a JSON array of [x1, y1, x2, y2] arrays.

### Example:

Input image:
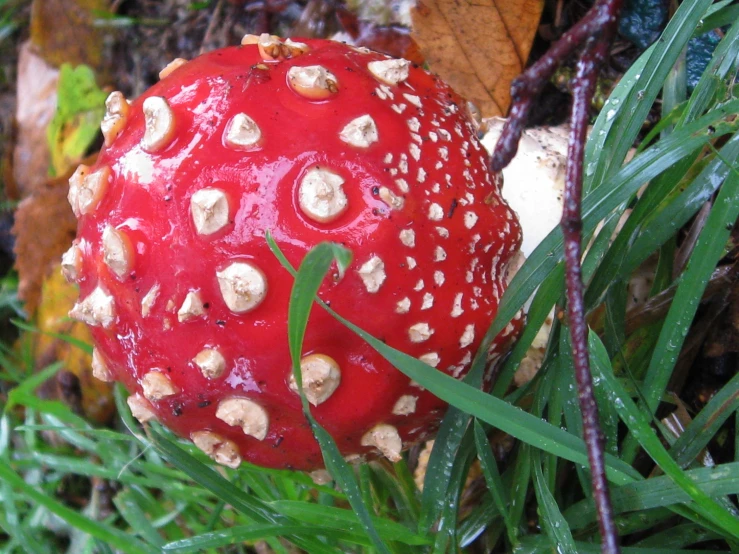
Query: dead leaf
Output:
[[12, 160, 88, 314], [411, 0, 544, 117], [337, 8, 424, 64], [12, 42, 59, 198], [30, 0, 109, 71], [34, 266, 115, 423]]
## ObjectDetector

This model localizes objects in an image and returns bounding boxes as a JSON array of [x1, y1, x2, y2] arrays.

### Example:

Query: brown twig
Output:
[[490, 1, 624, 552], [563, 33, 621, 554]]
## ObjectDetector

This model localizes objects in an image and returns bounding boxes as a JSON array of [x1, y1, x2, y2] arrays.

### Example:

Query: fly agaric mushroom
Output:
[[66, 36, 521, 470]]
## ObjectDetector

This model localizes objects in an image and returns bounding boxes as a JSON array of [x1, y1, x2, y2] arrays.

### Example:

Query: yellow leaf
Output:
[[35, 266, 115, 424], [411, 0, 544, 117]]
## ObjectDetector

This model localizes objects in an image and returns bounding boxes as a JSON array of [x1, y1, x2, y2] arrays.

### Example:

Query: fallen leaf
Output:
[[30, 0, 110, 71], [411, 0, 544, 117], [47, 64, 106, 176], [34, 266, 115, 423], [12, 160, 89, 314], [12, 42, 59, 198], [336, 8, 424, 64]]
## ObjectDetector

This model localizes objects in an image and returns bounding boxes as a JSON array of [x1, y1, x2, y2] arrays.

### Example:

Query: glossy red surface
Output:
[[73, 39, 521, 470]]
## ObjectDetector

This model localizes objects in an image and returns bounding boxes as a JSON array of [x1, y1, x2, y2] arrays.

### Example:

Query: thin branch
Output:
[[490, 0, 624, 172], [490, 0, 625, 552], [563, 33, 620, 554]]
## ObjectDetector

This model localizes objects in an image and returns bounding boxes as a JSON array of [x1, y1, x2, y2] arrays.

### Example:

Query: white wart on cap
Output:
[[224, 113, 262, 149], [101, 91, 130, 146], [142, 96, 175, 152], [216, 397, 269, 440], [141, 371, 178, 401], [68, 165, 110, 217], [69, 286, 116, 328], [288, 354, 341, 406], [194, 348, 227, 380], [216, 262, 267, 313], [339, 115, 378, 148], [91, 348, 113, 382], [191, 188, 230, 235], [298, 168, 347, 223], [361, 424, 402, 462], [127, 394, 157, 423], [288, 65, 338, 99], [191, 430, 242, 469], [61, 244, 82, 282], [102, 226, 133, 279], [368, 59, 410, 85]]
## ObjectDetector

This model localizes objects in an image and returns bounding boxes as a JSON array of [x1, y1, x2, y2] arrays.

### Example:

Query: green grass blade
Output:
[[161, 525, 338, 552], [565, 462, 739, 529], [112, 490, 166, 547], [326, 305, 639, 484], [473, 420, 517, 546], [590, 334, 739, 538], [0, 459, 158, 554], [585, 0, 713, 192], [630, 154, 739, 447], [670, 371, 739, 467], [531, 449, 577, 553], [271, 235, 392, 554], [272, 501, 432, 546]]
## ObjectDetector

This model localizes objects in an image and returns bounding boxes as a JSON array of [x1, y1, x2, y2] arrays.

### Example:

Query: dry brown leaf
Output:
[[411, 0, 544, 117], [12, 161, 86, 314], [30, 0, 109, 71]]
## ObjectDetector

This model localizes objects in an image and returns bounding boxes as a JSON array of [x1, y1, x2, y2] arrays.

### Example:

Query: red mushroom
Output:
[[66, 35, 521, 470]]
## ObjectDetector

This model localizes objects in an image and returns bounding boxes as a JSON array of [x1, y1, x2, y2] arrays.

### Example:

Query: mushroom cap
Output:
[[69, 38, 521, 470]]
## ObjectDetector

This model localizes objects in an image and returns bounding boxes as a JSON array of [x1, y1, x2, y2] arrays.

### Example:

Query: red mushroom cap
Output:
[[67, 37, 521, 470]]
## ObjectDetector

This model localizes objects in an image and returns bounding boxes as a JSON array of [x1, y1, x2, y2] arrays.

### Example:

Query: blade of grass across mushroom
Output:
[[589, 333, 739, 540], [622, 157, 739, 463], [267, 232, 396, 554], [294, 279, 642, 484]]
